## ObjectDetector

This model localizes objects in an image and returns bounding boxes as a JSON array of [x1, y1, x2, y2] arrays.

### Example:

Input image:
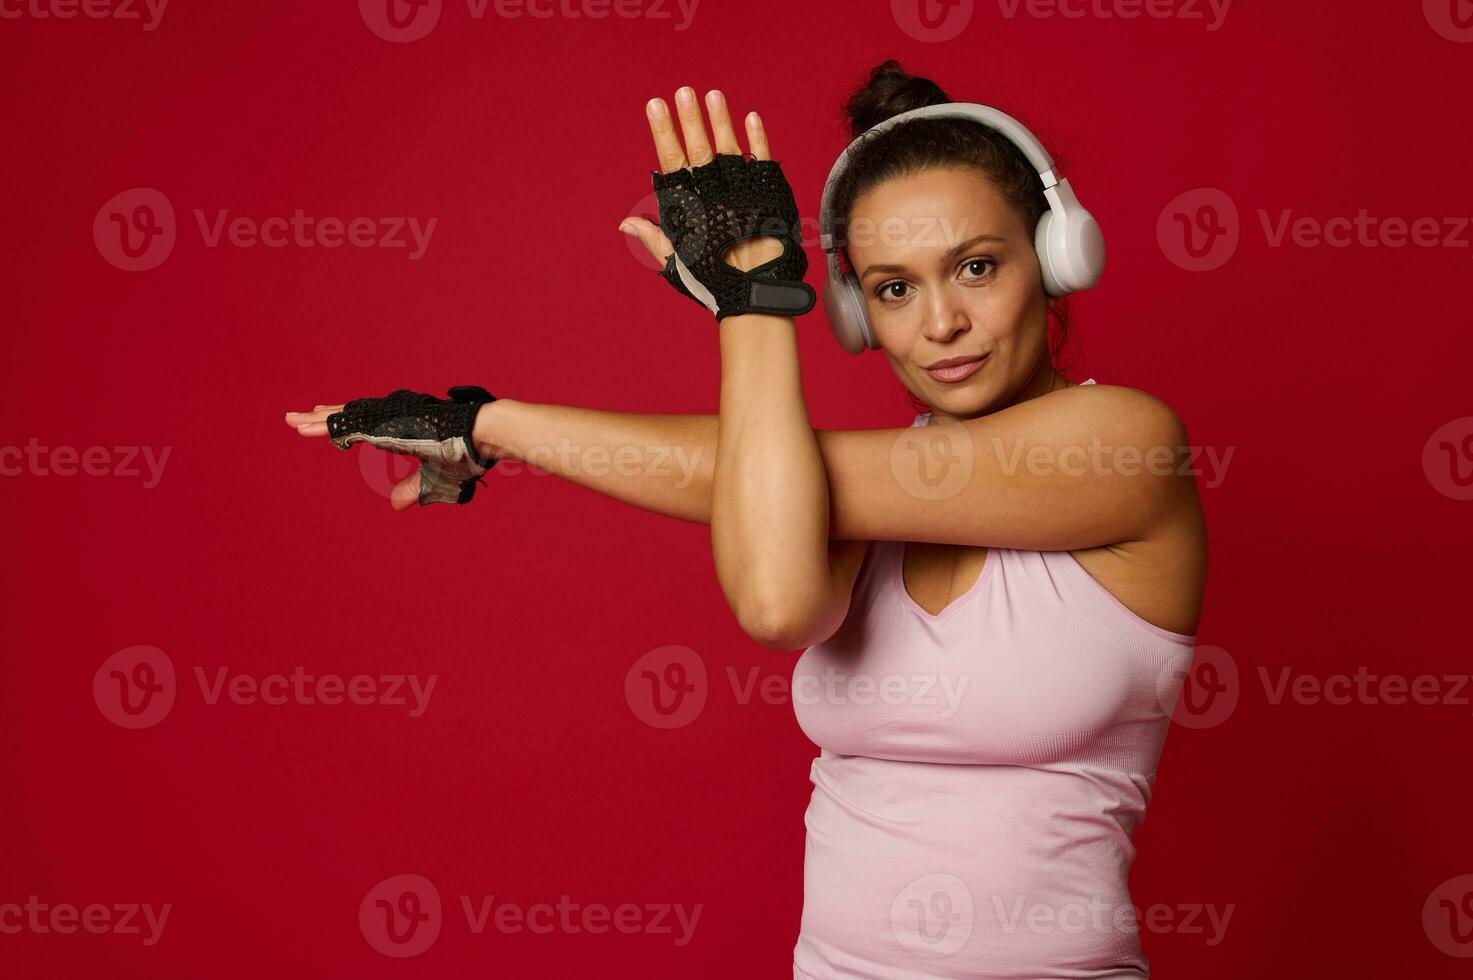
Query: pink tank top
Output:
[[791, 381, 1197, 979]]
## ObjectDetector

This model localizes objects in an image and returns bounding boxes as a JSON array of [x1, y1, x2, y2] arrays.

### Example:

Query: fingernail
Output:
[[647, 99, 666, 118], [676, 86, 695, 105], [707, 90, 725, 108], [618, 221, 634, 235]]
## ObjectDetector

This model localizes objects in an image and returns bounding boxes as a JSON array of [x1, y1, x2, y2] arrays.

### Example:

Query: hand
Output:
[[618, 86, 784, 274], [285, 402, 424, 510], [284, 391, 498, 511]]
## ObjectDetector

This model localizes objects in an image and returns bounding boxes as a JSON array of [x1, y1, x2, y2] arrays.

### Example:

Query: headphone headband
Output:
[[819, 102, 1058, 252]]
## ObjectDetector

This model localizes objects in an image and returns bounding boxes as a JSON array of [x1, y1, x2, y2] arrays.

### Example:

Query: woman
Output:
[[286, 62, 1206, 979]]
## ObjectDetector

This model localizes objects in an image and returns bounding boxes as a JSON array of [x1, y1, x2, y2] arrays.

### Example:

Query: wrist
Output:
[[473, 397, 521, 463]]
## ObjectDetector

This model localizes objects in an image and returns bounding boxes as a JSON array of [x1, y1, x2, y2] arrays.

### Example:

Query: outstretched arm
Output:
[[292, 387, 1190, 550]]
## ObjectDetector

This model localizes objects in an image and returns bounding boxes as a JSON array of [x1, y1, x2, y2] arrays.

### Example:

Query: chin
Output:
[[925, 385, 996, 420]]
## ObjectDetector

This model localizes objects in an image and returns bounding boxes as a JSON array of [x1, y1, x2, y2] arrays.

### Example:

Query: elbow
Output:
[[735, 597, 839, 652]]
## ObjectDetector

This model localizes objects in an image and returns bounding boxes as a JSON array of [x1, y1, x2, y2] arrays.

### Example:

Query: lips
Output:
[[923, 353, 989, 383]]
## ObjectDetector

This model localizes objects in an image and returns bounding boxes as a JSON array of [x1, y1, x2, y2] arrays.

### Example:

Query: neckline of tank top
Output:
[[892, 540, 998, 622], [912, 377, 1098, 425]]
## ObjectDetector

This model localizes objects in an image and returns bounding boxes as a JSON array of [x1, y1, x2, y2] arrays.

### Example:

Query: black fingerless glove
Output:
[[652, 154, 816, 321], [327, 386, 497, 506]]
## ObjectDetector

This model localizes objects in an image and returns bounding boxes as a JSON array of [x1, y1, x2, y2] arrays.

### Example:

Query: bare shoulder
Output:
[[1055, 384, 1207, 636], [1042, 382, 1189, 445]]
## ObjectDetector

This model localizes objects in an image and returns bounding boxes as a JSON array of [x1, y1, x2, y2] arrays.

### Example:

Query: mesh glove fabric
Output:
[[326, 386, 497, 506], [652, 153, 815, 321]]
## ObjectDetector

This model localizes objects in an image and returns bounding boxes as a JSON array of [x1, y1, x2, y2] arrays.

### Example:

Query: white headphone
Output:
[[817, 102, 1106, 354]]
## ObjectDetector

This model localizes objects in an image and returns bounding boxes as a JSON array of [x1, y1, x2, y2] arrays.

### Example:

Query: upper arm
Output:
[[817, 385, 1194, 552]]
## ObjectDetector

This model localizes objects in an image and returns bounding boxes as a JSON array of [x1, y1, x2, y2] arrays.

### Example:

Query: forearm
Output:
[[710, 315, 839, 645], [472, 398, 718, 524], [468, 396, 904, 542]]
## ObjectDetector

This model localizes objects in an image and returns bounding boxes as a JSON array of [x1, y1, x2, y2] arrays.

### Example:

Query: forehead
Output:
[[845, 165, 1030, 257]]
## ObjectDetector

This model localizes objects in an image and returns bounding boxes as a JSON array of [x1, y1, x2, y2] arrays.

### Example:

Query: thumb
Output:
[[390, 470, 420, 511], [617, 216, 674, 265]]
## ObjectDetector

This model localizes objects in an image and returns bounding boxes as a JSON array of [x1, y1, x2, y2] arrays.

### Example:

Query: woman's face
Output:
[[845, 165, 1055, 420]]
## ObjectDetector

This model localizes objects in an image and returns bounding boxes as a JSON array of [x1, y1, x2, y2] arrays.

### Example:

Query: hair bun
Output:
[[844, 60, 953, 138]]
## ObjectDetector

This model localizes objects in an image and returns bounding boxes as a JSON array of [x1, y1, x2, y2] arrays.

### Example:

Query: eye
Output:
[[960, 257, 998, 281], [874, 280, 911, 303]]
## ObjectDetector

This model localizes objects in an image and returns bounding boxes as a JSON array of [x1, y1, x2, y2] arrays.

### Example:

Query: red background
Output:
[[4, 0, 1472, 976]]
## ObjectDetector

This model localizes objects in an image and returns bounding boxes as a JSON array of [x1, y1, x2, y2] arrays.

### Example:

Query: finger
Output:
[[705, 90, 741, 155], [293, 420, 330, 438], [284, 403, 345, 429], [390, 471, 420, 511], [745, 111, 771, 161], [646, 98, 687, 174], [673, 86, 713, 167], [617, 216, 675, 263], [284, 403, 344, 421]]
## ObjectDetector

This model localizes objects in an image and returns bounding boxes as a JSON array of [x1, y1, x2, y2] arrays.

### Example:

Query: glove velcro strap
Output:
[[728, 280, 818, 319]]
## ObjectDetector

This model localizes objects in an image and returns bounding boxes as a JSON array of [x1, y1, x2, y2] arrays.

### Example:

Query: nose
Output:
[[920, 284, 971, 344]]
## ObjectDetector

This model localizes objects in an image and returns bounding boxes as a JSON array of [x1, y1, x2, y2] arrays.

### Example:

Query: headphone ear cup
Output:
[[1035, 212, 1066, 297], [823, 273, 878, 354], [1036, 205, 1106, 296]]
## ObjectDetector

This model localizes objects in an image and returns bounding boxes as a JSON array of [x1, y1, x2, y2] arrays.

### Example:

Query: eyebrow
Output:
[[857, 233, 1008, 280]]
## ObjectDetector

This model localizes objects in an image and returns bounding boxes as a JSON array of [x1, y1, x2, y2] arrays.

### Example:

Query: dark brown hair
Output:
[[833, 61, 1077, 389]]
